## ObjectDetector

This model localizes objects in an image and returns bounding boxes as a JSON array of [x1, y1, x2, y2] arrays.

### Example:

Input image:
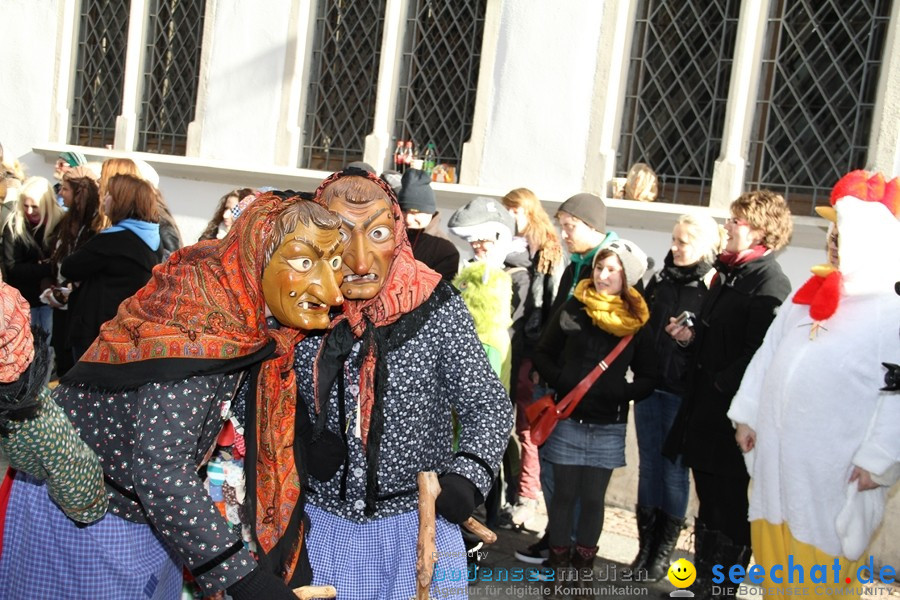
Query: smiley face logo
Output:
[[667, 558, 696, 588]]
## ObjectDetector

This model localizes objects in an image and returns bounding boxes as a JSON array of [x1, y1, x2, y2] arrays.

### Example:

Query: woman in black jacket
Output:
[[631, 214, 723, 580], [533, 239, 657, 589], [47, 169, 104, 377], [61, 174, 164, 361], [668, 190, 793, 599], [1, 176, 64, 340]]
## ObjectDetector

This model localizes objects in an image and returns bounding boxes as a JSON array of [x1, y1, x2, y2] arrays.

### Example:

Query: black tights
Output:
[[547, 463, 612, 548]]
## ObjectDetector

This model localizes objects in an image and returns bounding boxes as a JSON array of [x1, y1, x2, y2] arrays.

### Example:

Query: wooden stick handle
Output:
[[462, 517, 497, 544], [416, 471, 441, 600], [293, 584, 337, 599]]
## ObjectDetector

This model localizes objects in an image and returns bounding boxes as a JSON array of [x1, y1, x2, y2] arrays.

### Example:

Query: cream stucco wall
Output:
[[190, 1, 295, 164], [3, 0, 61, 159], [469, 1, 606, 193]]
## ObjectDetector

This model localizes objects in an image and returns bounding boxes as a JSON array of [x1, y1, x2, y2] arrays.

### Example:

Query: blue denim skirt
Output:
[[540, 419, 627, 469]]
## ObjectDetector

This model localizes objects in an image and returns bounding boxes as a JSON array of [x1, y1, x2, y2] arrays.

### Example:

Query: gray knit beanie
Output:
[[397, 169, 436, 214], [557, 192, 607, 233]]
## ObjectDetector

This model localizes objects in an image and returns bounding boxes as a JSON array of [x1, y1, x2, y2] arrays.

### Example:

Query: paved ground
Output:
[[463, 498, 900, 600]]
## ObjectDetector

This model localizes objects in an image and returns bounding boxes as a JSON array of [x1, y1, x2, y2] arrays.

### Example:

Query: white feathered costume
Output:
[[727, 192, 900, 562]]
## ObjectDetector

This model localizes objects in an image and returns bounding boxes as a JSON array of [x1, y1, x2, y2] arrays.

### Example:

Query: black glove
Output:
[[297, 401, 346, 482], [883, 362, 900, 392], [226, 568, 297, 600], [307, 430, 347, 481], [435, 473, 483, 524]]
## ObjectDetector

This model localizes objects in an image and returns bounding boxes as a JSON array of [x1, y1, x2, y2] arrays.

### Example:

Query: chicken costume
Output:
[[727, 171, 900, 598]]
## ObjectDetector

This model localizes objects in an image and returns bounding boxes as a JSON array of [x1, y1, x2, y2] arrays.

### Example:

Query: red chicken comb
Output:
[[817, 170, 900, 222]]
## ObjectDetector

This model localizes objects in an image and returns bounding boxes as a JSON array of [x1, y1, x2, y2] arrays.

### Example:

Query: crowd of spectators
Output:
[[0, 145, 896, 600]]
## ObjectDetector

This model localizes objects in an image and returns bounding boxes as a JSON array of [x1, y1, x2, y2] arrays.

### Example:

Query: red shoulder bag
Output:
[[526, 335, 633, 446]]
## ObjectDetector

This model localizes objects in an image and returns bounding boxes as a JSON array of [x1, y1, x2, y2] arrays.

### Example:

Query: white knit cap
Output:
[[594, 238, 648, 288]]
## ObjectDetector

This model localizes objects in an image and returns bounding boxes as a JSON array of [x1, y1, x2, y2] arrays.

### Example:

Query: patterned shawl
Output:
[[62, 191, 314, 583]]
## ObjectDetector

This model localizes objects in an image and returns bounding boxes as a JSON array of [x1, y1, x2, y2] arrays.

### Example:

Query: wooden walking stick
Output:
[[462, 517, 496, 544], [416, 471, 441, 600], [293, 584, 337, 599]]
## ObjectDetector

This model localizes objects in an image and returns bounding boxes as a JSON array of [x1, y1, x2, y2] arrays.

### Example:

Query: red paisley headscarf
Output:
[[61, 191, 318, 583]]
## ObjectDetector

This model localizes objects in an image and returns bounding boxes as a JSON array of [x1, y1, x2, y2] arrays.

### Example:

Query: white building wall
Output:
[[191, 1, 295, 164], [3, 0, 61, 159], [472, 1, 606, 195]]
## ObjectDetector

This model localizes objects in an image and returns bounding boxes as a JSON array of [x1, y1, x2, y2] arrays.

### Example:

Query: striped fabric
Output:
[[306, 504, 469, 598], [0, 474, 182, 599]]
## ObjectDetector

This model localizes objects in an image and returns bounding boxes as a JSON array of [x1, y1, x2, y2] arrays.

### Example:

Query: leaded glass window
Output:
[[393, 0, 486, 176], [301, 0, 386, 171], [746, 0, 892, 215], [137, 0, 206, 155], [618, 0, 740, 205], [69, 0, 130, 149]]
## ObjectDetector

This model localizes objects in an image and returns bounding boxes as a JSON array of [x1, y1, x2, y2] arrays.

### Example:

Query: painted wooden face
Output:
[[261, 220, 345, 330], [328, 193, 397, 301]]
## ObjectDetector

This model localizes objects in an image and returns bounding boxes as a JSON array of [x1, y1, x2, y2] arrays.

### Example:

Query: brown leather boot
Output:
[[571, 544, 599, 597], [544, 545, 572, 600]]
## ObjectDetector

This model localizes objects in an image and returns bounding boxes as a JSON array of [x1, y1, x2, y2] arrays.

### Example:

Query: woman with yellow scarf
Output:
[[533, 239, 658, 593]]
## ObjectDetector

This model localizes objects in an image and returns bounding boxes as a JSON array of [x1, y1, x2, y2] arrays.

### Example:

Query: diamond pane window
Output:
[[137, 0, 206, 155], [69, 0, 130, 149], [618, 0, 740, 205], [746, 0, 891, 215], [301, 0, 386, 171], [394, 0, 486, 176]]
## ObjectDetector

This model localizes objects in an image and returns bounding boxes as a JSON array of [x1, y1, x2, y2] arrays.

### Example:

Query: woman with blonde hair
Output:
[[499, 187, 565, 525], [61, 174, 163, 360], [624, 163, 659, 202], [1, 177, 64, 338], [667, 190, 793, 600], [630, 213, 722, 580]]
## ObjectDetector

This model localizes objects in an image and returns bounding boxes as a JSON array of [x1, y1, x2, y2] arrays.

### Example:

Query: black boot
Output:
[[710, 538, 751, 600], [688, 520, 718, 600], [630, 505, 658, 572], [645, 511, 685, 581]]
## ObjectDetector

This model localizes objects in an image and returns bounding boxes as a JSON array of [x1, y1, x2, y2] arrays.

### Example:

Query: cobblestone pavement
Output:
[[461, 499, 900, 600]]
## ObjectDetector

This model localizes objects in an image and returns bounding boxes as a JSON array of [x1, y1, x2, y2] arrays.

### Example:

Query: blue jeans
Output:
[[30, 306, 52, 344], [634, 389, 690, 517]]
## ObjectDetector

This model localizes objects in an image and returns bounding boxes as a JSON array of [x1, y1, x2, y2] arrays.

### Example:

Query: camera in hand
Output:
[[675, 310, 695, 328], [51, 287, 68, 305]]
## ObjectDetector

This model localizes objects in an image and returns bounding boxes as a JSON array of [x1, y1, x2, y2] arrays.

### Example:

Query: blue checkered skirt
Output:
[[306, 504, 469, 599], [0, 473, 182, 599]]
